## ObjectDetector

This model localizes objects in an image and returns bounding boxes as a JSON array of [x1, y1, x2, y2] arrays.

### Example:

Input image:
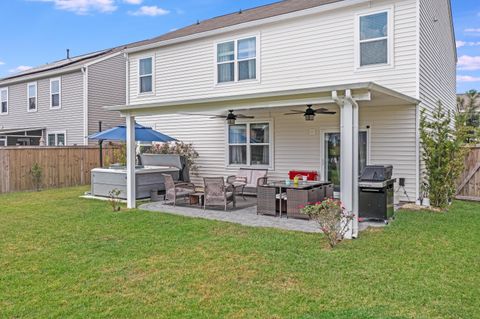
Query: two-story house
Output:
[[0, 49, 126, 146], [106, 0, 456, 237]]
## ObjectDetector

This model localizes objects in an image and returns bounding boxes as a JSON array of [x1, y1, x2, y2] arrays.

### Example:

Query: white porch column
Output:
[[337, 90, 359, 239], [126, 113, 136, 209]]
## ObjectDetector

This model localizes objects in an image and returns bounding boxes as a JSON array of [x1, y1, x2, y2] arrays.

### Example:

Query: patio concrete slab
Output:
[[139, 197, 385, 233]]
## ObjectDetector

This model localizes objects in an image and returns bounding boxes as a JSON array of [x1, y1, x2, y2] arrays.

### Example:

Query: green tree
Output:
[[420, 102, 468, 209]]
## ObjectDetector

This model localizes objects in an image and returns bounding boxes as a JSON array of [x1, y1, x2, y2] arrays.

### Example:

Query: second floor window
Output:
[[0, 88, 7, 114], [50, 78, 61, 109], [359, 11, 389, 67], [27, 82, 37, 112], [139, 57, 153, 94], [217, 37, 257, 83]]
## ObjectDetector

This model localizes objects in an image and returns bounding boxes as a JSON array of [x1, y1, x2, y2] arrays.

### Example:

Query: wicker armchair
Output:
[[162, 174, 195, 206], [203, 177, 236, 211]]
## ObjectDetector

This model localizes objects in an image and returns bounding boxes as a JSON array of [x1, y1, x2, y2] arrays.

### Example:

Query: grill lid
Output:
[[360, 165, 393, 182]]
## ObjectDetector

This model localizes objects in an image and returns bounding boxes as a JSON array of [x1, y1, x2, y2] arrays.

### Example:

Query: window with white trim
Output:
[[47, 132, 66, 146], [139, 57, 153, 94], [50, 78, 61, 109], [217, 37, 257, 83], [27, 82, 37, 112], [0, 88, 7, 115], [359, 11, 389, 67], [228, 122, 270, 166]]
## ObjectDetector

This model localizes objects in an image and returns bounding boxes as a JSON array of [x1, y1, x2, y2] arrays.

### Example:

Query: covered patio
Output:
[[107, 82, 419, 239]]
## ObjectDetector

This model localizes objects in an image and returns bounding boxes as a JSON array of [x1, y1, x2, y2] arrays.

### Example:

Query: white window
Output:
[[47, 131, 66, 146], [27, 82, 37, 112], [217, 37, 257, 83], [357, 10, 391, 67], [0, 88, 8, 115], [50, 78, 61, 109], [228, 122, 271, 167], [0, 136, 6, 146], [139, 57, 153, 94]]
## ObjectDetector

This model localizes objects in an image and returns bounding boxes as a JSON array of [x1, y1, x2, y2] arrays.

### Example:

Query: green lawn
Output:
[[0, 187, 479, 318]]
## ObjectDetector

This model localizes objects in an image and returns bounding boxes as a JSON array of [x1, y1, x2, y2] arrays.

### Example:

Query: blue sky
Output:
[[0, 0, 478, 93]]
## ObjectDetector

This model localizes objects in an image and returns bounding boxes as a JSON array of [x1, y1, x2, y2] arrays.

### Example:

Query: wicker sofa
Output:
[[227, 168, 268, 196]]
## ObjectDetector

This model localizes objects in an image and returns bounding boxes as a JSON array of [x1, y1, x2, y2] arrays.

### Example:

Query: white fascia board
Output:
[[125, 0, 370, 54]]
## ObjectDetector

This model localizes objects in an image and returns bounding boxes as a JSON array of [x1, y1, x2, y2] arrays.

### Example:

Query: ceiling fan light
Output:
[[227, 118, 236, 125], [305, 114, 315, 121]]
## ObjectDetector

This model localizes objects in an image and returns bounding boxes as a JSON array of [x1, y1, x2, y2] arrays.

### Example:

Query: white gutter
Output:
[[0, 65, 84, 86], [125, 0, 370, 54]]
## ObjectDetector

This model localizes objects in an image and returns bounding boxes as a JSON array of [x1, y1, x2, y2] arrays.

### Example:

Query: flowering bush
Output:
[[147, 142, 200, 176], [301, 198, 355, 248]]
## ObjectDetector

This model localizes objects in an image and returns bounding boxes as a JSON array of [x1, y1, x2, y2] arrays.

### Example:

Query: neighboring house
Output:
[[107, 0, 456, 236], [0, 49, 126, 146]]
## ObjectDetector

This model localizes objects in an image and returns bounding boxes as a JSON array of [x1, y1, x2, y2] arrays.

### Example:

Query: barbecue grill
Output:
[[359, 165, 396, 223]]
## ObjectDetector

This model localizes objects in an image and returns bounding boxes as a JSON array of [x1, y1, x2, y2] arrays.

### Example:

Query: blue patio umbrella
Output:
[[88, 123, 177, 143], [88, 123, 177, 167]]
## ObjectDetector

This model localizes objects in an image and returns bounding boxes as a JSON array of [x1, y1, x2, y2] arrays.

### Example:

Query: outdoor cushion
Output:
[[249, 170, 267, 187]]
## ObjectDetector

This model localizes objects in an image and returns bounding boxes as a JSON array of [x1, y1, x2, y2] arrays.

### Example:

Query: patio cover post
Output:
[[337, 90, 359, 239], [126, 114, 136, 209]]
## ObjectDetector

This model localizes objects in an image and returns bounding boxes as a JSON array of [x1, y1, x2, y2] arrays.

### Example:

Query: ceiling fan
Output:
[[284, 105, 336, 121], [182, 110, 254, 124]]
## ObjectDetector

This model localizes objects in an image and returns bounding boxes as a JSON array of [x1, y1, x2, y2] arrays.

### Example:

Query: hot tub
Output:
[[91, 166, 180, 199]]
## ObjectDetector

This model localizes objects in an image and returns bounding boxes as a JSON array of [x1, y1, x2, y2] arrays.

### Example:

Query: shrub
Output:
[[420, 102, 469, 209], [30, 163, 43, 191], [108, 188, 122, 212], [301, 198, 354, 248]]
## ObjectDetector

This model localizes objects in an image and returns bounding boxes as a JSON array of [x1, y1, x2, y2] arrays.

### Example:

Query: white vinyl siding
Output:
[[27, 82, 37, 112], [50, 78, 61, 109], [137, 104, 417, 203], [0, 88, 8, 115], [419, 0, 457, 118], [129, 0, 417, 105]]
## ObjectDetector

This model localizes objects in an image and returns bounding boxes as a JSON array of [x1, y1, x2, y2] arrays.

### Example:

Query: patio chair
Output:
[[203, 177, 236, 211], [227, 168, 268, 197], [162, 174, 195, 207]]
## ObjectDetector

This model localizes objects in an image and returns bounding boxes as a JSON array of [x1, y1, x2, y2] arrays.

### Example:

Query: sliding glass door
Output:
[[325, 132, 368, 192]]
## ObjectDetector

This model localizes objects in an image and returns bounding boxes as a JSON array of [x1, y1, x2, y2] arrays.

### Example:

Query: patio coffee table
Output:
[[189, 192, 204, 206]]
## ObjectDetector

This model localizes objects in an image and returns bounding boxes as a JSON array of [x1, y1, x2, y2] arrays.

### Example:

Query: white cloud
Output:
[[30, 0, 117, 15], [457, 75, 480, 83], [9, 65, 33, 73], [123, 0, 142, 4], [465, 28, 480, 33], [0, 61, 5, 66], [457, 55, 480, 71], [457, 40, 480, 48], [128, 5, 169, 16]]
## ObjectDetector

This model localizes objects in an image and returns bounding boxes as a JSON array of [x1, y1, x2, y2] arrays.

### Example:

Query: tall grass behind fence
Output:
[[0, 146, 117, 194]]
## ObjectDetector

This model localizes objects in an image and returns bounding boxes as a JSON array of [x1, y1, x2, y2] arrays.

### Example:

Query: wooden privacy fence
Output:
[[457, 146, 480, 201], [0, 146, 118, 194]]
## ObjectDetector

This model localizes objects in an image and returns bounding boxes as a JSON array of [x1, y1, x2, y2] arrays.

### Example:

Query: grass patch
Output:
[[0, 187, 479, 318]]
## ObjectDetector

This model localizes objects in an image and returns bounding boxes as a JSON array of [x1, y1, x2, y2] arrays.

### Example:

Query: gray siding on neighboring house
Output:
[[87, 54, 126, 135], [0, 71, 85, 145], [419, 0, 457, 117]]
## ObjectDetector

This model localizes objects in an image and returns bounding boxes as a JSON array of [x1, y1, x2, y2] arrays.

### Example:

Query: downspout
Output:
[[124, 52, 130, 106], [82, 66, 89, 145]]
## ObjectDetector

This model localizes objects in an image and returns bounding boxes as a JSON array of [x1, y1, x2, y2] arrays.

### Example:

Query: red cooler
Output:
[[288, 170, 318, 181]]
